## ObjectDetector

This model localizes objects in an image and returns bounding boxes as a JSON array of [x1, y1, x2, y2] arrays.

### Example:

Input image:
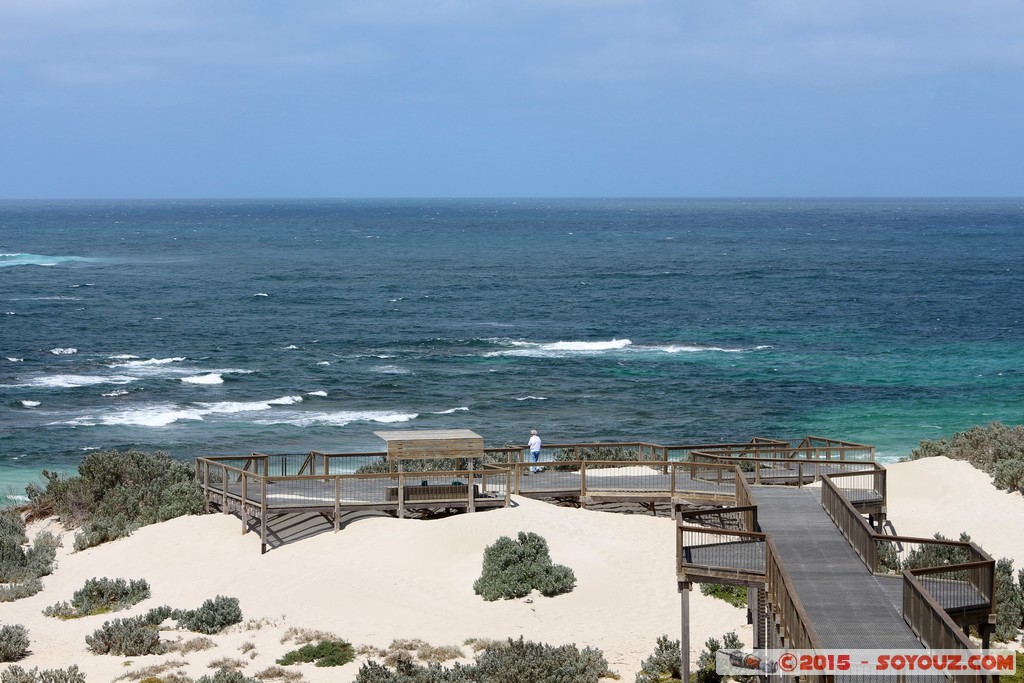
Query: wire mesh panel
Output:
[[337, 473, 394, 503], [582, 462, 673, 493], [679, 526, 766, 575]]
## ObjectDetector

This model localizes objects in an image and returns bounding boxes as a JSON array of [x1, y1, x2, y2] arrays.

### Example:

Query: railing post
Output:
[[333, 477, 341, 532], [397, 473, 405, 519], [241, 474, 248, 534], [221, 468, 229, 515], [260, 477, 267, 554], [202, 461, 210, 513]]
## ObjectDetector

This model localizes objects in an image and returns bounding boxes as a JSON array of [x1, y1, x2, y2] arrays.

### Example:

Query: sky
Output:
[[1, 0, 1022, 199]]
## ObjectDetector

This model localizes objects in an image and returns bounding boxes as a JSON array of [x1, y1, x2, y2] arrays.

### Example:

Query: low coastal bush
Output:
[[44, 576, 151, 618], [25, 449, 204, 550], [277, 638, 355, 667], [699, 583, 746, 608], [355, 637, 611, 683], [85, 596, 240, 655], [0, 510, 60, 590], [173, 595, 243, 635], [0, 579, 44, 603], [195, 670, 262, 683], [635, 635, 682, 683], [694, 631, 747, 683], [0, 666, 85, 683], [552, 446, 638, 471], [0, 624, 30, 662], [85, 614, 164, 656], [473, 531, 575, 601], [905, 422, 1024, 491]]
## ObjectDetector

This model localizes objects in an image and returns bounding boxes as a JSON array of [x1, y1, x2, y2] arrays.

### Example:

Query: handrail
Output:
[[821, 474, 878, 569], [903, 569, 978, 652], [765, 535, 824, 651]]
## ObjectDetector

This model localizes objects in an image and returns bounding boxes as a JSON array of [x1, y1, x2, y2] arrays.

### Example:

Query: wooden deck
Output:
[[197, 435, 996, 679]]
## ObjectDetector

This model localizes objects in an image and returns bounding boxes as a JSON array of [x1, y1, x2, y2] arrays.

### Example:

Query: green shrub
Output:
[[277, 639, 355, 667], [902, 532, 972, 571], [173, 595, 243, 634], [474, 638, 611, 682], [552, 446, 638, 471], [0, 624, 30, 662], [0, 665, 85, 683], [0, 511, 27, 545], [694, 632, 744, 683], [26, 449, 204, 550], [473, 532, 576, 601], [995, 558, 1024, 642], [355, 637, 610, 683], [195, 670, 262, 683], [635, 635, 682, 683], [905, 422, 1024, 485], [699, 583, 746, 608], [0, 579, 44, 603], [44, 576, 151, 618], [0, 511, 59, 585], [85, 608, 169, 656]]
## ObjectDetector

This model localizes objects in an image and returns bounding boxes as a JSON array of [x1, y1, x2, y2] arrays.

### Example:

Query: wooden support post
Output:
[[334, 477, 341, 532], [241, 475, 248, 534], [260, 478, 267, 554], [221, 471, 229, 515], [398, 473, 405, 519], [203, 462, 210, 514], [680, 581, 691, 683], [468, 460, 476, 513]]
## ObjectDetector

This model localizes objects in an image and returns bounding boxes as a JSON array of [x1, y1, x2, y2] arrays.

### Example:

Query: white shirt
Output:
[[528, 434, 542, 452]]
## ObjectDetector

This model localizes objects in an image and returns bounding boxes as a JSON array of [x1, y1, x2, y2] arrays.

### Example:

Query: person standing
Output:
[[528, 429, 542, 473]]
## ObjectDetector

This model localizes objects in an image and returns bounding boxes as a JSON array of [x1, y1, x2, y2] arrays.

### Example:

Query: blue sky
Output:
[[1, 1, 1022, 198]]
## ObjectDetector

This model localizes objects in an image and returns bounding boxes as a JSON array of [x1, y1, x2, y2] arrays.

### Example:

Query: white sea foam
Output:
[[267, 395, 303, 405], [50, 347, 78, 355], [516, 396, 548, 401], [317, 361, 330, 366], [254, 292, 269, 297], [485, 338, 632, 358], [306, 390, 328, 397], [253, 410, 417, 428], [284, 344, 299, 350], [543, 339, 632, 352], [101, 389, 130, 397], [181, 373, 224, 385], [107, 354, 139, 360], [19, 374, 136, 389], [98, 406, 206, 427], [435, 406, 469, 414], [195, 400, 274, 414], [20, 400, 40, 407], [109, 357, 186, 368], [662, 344, 744, 354], [7, 357, 24, 362]]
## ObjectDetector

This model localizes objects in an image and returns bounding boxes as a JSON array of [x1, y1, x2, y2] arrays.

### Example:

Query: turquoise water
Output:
[[2, 198, 1022, 500]]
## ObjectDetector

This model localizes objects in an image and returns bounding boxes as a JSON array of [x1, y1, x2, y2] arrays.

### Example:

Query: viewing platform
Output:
[[195, 433, 995, 681]]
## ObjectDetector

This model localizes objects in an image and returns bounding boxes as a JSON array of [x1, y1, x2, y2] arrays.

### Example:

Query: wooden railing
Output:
[[765, 535, 824, 651]]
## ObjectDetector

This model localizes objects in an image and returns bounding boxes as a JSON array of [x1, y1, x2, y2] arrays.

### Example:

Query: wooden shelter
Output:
[[373, 428, 484, 469]]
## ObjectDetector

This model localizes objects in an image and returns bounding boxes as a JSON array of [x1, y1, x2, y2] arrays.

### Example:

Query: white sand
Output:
[[885, 456, 1024, 565], [6, 455, 1018, 681], [3, 497, 748, 681]]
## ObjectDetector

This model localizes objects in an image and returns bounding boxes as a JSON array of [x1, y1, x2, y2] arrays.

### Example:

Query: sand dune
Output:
[[4, 455, 1020, 681]]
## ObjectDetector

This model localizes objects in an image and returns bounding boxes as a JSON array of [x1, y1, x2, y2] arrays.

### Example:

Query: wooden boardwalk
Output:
[[199, 436, 1001, 678], [752, 486, 929, 650]]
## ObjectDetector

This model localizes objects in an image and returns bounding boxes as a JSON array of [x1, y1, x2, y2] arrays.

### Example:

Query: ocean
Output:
[[2, 198, 1022, 502]]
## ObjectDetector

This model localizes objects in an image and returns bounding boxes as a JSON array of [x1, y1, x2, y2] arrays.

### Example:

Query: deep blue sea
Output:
[[2, 198, 1022, 502]]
